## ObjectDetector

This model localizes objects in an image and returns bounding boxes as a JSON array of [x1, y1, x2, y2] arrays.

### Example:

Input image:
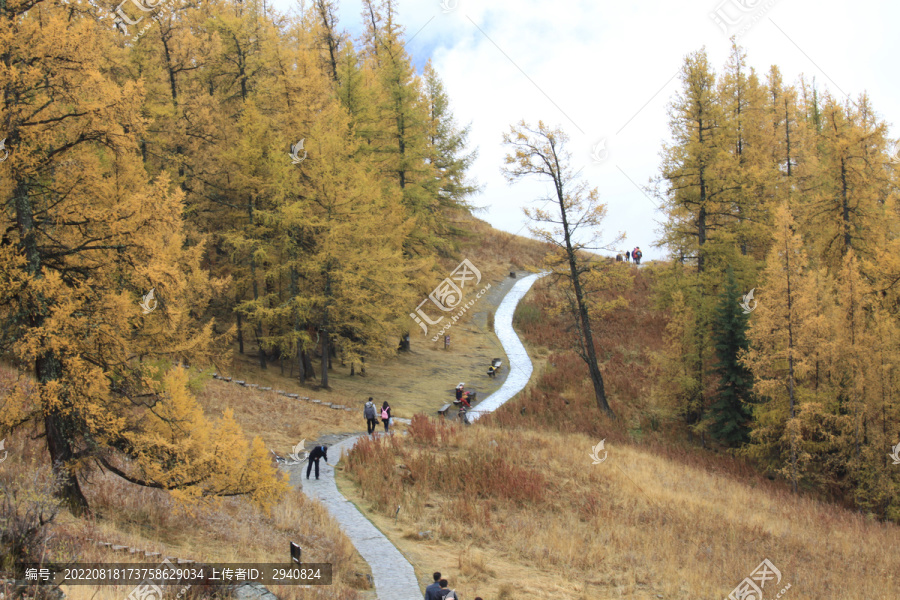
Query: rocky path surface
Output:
[[280, 272, 545, 599]]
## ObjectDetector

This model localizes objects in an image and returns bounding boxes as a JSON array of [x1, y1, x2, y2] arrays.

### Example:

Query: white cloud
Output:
[[272, 0, 900, 262]]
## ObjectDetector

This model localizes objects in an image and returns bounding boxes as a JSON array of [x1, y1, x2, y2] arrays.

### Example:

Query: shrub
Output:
[[0, 466, 61, 576]]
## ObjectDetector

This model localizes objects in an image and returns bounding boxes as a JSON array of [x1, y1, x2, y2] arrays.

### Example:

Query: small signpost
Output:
[[290, 542, 301, 564]]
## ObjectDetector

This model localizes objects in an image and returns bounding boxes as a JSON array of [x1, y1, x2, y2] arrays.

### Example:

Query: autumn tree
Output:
[[360, 0, 441, 251], [743, 205, 813, 492], [502, 121, 620, 418], [0, 0, 283, 514], [423, 61, 480, 213]]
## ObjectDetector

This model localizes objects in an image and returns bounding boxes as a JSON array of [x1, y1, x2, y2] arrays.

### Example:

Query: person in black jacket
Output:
[[423, 572, 442, 600], [306, 444, 328, 480], [380, 401, 392, 433]]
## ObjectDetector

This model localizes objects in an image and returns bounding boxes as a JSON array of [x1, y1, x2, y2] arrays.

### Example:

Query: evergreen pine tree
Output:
[[708, 267, 754, 445]]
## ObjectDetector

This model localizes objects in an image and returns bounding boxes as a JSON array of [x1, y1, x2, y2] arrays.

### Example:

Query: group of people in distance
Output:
[[424, 572, 482, 600], [363, 396, 392, 435], [615, 246, 643, 265]]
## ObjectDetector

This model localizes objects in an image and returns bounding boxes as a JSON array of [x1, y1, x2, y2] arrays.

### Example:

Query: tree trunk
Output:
[[303, 349, 315, 380], [248, 195, 266, 369], [45, 411, 90, 517], [840, 157, 851, 254], [320, 331, 329, 388], [15, 177, 91, 514], [236, 310, 244, 354], [785, 232, 799, 494], [553, 171, 614, 418]]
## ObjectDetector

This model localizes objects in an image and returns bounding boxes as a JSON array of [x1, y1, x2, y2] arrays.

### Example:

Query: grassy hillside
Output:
[[6, 219, 899, 599], [0, 370, 370, 600], [337, 260, 900, 599], [0, 215, 549, 599], [340, 416, 900, 599]]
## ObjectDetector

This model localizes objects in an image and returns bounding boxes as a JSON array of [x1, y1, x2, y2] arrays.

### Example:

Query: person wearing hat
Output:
[[456, 383, 472, 408]]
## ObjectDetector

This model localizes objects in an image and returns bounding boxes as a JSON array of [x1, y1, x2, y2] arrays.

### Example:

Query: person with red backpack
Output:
[[381, 401, 392, 433], [633, 247, 643, 265]]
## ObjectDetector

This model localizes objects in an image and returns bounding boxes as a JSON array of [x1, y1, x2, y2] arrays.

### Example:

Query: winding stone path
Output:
[[281, 272, 545, 599], [468, 271, 547, 422], [285, 435, 422, 600]]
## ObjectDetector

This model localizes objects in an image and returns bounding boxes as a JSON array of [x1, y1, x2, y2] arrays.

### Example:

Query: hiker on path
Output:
[[437, 579, 451, 599], [633, 246, 643, 265], [456, 383, 472, 408], [625, 250, 631, 262], [364, 397, 378, 435], [306, 444, 328, 480], [424, 572, 442, 600], [381, 401, 392, 433]]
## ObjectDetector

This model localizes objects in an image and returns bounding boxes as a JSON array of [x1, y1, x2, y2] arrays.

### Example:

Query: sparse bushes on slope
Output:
[[345, 415, 545, 519], [0, 466, 60, 577]]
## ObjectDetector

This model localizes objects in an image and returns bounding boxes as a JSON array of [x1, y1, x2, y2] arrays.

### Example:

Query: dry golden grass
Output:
[[0, 371, 372, 600], [339, 417, 900, 599], [196, 377, 364, 452]]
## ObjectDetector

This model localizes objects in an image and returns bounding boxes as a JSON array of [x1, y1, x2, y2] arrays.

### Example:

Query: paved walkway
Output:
[[282, 273, 545, 598], [285, 435, 422, 600], [468, 271, 547, 422]]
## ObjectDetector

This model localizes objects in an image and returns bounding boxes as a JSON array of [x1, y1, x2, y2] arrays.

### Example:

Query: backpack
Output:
[[381, 407, 389, 420], [364, 403, 375, 419]]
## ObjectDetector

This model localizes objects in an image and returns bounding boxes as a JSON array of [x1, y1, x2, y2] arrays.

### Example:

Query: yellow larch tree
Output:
[[0, 0, 284, 515]]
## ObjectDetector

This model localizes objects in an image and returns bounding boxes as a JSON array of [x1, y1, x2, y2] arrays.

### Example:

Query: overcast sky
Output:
[[268, 0, 899, 261]]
